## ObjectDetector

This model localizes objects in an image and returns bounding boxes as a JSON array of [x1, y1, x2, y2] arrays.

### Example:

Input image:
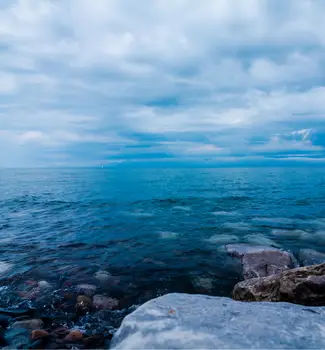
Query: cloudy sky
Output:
[[1, 0, 325, 167]]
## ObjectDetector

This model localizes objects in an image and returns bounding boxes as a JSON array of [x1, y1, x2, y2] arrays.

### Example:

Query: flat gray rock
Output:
[[111, 293, 325, 349], [225, 244, 297, 279]]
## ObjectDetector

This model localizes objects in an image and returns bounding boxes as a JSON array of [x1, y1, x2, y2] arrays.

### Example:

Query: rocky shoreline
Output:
[[0, 244, 324, 349]]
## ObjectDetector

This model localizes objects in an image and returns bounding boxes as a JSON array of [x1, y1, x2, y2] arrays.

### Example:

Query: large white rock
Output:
[[111, 293, 325, 349]]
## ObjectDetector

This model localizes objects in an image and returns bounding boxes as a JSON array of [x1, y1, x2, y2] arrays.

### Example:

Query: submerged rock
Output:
[[225, 244, 296, 279], [64, 329, 83, 342], [233, 263, 325, 306], [75, 295, 93, 315], [31, 329, 49, 340], [298, 249, 325, 266], [111, 293, 325, 349], [4, 328, 30, 349], [11, 319, 44, 330], [225, 244, 279, 258], [93, 295, 119, 310], [76, 283, 97, 296]]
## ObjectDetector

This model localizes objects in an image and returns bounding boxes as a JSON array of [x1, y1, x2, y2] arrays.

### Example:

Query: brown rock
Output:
[[64, 329, 83, 342], [75, 295, 92, 315], [31, 329, 49, 340], [93, 295, 119, 310], [233, 263, 325, 306]]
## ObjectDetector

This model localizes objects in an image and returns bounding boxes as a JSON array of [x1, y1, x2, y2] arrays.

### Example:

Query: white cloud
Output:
[[0, 0, 325, 166]]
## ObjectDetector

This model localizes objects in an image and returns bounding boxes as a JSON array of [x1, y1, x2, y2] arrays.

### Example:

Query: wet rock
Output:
[[0, 327, 6, 346], [31, 329, 49, 340], [64, 329, 83, 342], [233, 263, 325, 306], [225, 244, 296, 279], [75, 295, 93, 315], [5, 328, 30, 349], [12, 319, 44, 330], [298, 249, 325, 266], [95, 270, 112, 283], [111, 293, 325, 349], [38, 280, 51, 290], [51, 326, 69, 338], [29, 339, 44, 349], [83, 334, 105, 347], [0, 314, 12, 328], [0, 307, 35, 317], [93, 295, 119, 310], [191, 276, 214, 293], [76, 283, 97, 296]]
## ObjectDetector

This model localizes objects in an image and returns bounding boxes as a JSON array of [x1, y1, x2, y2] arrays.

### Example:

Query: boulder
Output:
[[298, 249, 325, 266], [111, 293, 325, 349], [233, 263, 325, 306], [225, 244, 296, 279]]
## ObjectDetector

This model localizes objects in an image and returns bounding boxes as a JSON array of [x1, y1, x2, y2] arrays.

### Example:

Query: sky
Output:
[[0, 0, 325, 167]]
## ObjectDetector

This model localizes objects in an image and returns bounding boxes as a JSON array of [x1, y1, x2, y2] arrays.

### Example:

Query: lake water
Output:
[[0, 167, 324, 341]]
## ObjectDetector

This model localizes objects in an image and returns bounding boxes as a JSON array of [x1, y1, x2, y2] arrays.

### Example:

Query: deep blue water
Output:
[[0, 167, 325, 334]]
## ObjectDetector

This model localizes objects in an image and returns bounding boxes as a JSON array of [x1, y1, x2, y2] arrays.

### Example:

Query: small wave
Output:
[[244, 234, 279, 247], [0, 261, 13, 275], [172, 206, 191, 211], [271, 229, 307, 238], [253, 217, 295, 225], [205, 234, 239, 244], [212, 211, 239, 216], [223, 222, 251, 231], [124, 211, 155, 218], [158, 231, 179, 239]]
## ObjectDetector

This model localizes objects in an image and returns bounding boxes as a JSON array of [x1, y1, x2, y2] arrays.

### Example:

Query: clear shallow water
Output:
[[0, 168, 325, 339]]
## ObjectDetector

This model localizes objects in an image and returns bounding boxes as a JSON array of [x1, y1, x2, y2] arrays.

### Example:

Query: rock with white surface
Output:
[[111, 293, 325, 349]]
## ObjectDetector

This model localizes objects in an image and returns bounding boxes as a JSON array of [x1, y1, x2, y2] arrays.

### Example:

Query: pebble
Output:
[[64, 329, 83, 342], [93, 295, 119, 310], [12, 319, 44, 330], [31, 329, 49, 340], [75, 295, 93, 315]]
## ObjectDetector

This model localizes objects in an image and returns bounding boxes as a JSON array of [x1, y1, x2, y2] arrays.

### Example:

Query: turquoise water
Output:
[[0, 168, 324, 334]]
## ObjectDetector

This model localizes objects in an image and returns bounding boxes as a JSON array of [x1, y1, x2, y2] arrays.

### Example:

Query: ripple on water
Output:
[[158, 231, 179, 239], [244, 234, 279, 247], [0, 261, 13, 275], [205, 234, 239, 245], [172, 206, 191, 211]]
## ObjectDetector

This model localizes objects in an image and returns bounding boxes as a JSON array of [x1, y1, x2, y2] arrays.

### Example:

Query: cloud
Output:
[[0, 0, 325, 166]]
